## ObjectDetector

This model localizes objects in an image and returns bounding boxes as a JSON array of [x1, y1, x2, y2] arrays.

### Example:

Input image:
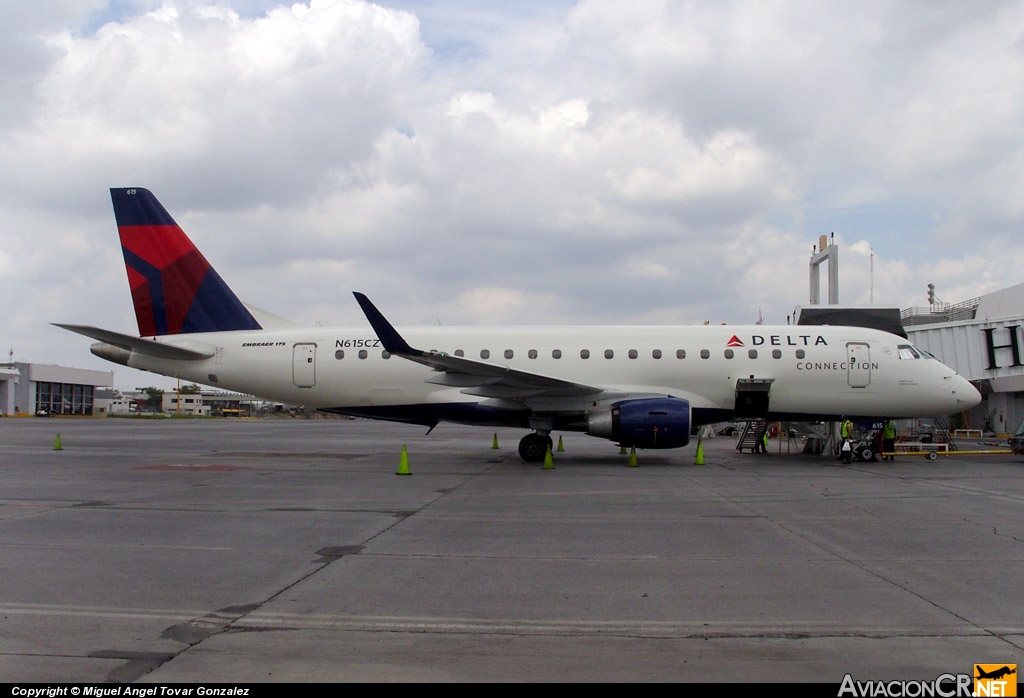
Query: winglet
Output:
[[352, 292, 414, 355], [351, 292, 605, 399]]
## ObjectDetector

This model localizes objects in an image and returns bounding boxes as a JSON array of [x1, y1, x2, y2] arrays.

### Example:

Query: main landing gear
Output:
[[518, 432, 553, 462]]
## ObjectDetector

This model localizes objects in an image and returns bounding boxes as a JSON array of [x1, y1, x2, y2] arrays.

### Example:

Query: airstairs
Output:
[[736, 420, 769, 452]]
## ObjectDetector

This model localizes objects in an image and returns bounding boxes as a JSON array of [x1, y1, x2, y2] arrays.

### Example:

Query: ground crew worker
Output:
[[754, 429, 768, 454], [882, 420, 896, 462], [839, 417, 854, 463]]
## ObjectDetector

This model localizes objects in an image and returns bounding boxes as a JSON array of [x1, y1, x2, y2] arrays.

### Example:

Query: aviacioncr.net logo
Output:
[[838, 673, 973, 697], [974, 665, 1017, 697]]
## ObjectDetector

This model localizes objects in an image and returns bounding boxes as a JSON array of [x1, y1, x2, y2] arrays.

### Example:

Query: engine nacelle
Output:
[[587, 397, 691, 449], [90, 342, 132, 367]]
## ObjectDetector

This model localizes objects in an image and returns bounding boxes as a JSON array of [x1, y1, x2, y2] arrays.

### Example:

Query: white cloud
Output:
[[2, 0, 427, 211]]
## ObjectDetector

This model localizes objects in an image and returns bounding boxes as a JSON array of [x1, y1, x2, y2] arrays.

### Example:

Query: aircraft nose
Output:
[[946, 373, 981, 410]]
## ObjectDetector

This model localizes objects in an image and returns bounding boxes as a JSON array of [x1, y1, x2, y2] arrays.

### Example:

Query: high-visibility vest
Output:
[[882, 422, 895, 439]]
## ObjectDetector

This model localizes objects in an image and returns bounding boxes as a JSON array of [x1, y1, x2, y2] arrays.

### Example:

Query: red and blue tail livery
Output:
[[110, 188, 261, 336]]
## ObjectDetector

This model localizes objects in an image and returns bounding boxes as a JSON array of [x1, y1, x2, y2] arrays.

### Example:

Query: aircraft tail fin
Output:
[[110, 188, 262, 336]]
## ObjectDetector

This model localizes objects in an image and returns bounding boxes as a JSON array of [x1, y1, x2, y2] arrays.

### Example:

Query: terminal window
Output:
[[36, 382, 94, 415]]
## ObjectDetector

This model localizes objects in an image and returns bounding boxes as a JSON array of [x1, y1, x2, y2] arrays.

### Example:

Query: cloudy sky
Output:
[[3, 0, 1024, 388]]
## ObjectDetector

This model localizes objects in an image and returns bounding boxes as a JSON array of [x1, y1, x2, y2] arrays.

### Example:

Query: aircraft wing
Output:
[[54, 324, 215, 361], [353, 293, 608, 400]]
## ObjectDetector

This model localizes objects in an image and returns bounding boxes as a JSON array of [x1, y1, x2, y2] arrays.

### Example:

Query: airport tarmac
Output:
[[1, 417, 1022, 683]]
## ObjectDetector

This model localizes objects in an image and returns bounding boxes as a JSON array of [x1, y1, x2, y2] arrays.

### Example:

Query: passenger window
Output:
[[628, 349, 638, 359], [748, 349, 757, 359], [580, 349, 590, 359], [454, 349, 464, 357], [528, 349, 538, 359], [772, 349, 782, 359], [335, 350, 344, 360], [552, 349, 562, 359], [724, 349, 734, 359], [700, 349, 710, 359], [480, 349, 490, 359], [796, 349, 805, 359], [504, 349, 514, 359], [382, 351, 390, 359], [676, 349, 686, 359], [358, 349, 368, 359], [652, 349, 662, 359], [604, 349, 614, 359]]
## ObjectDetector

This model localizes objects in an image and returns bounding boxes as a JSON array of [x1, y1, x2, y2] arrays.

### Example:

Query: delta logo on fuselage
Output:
[[728, 334, 829, 348]]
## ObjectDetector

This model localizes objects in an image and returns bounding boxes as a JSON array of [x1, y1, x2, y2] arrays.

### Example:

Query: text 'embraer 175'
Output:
[[58, 188, 981, 462]]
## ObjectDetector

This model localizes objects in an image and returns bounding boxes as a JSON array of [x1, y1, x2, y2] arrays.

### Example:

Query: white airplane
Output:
[[58, 188, 981, 462]]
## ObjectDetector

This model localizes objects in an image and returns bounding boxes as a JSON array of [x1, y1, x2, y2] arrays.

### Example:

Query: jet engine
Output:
[[90, 342, 132, 366], [586, 397, 691, 449]]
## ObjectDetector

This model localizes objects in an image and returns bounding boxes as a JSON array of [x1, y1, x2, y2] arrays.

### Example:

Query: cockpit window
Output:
[[898, 344, 936, 360], [898, 345, 921, 360]]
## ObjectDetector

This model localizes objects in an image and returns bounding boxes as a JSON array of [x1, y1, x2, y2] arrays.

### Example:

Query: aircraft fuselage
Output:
[[98, 323, 976, 427]]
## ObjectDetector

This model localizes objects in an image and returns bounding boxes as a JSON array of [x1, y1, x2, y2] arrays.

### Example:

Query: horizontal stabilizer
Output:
[[53, 324, 215, 361]]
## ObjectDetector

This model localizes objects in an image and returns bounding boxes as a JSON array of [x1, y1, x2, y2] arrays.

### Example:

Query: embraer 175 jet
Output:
[[58, 188, 981, 462]]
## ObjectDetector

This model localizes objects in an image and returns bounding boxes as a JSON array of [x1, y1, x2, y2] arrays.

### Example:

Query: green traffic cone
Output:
[[397, 445, 411, 475]]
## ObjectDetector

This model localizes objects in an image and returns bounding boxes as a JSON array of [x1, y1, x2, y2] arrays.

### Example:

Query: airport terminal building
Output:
[[0, 362, 114, 416], [903, 282, 1024, 435]]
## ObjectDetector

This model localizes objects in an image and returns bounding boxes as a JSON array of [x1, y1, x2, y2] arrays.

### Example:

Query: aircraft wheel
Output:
[[518, 433, 551, 462], [926, 451, 938, 461], [859, 447, 874, 462]]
